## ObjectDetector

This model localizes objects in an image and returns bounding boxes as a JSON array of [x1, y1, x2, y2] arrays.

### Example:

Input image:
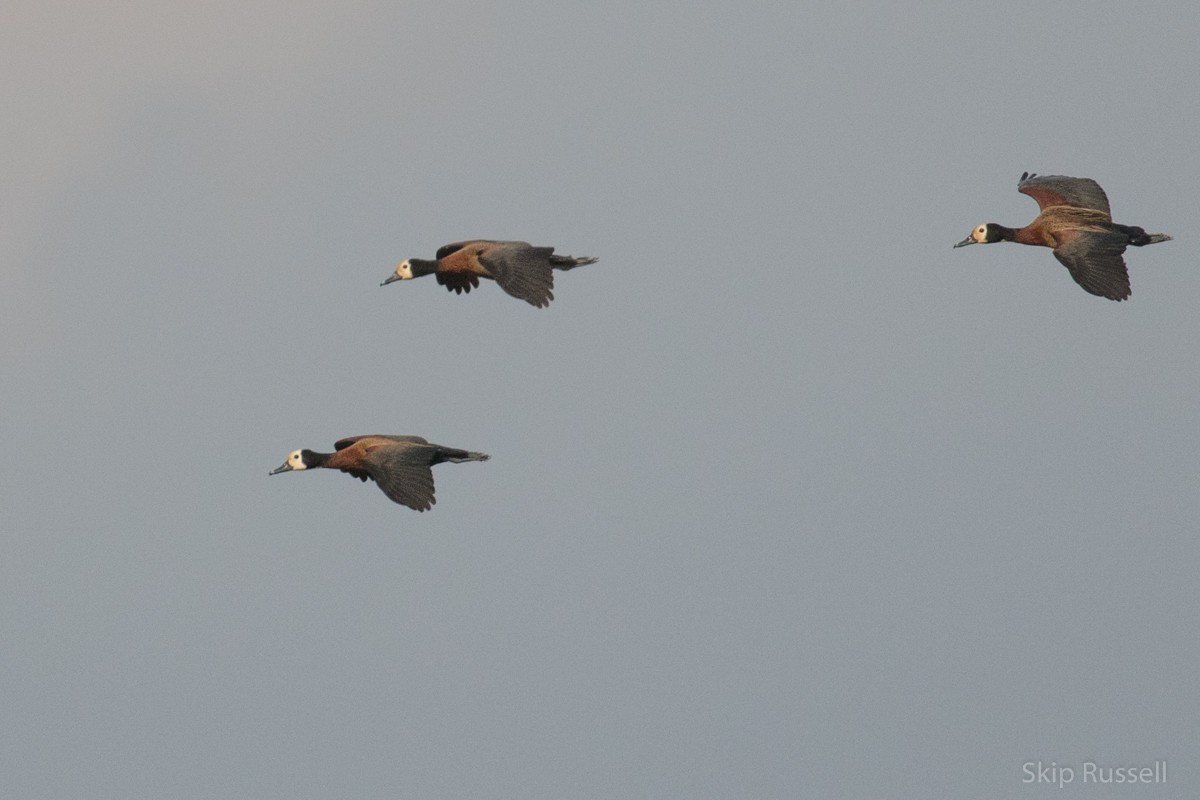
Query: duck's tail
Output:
[[548, 254, 599, 271], [440, 448, 490, 463], [1124, 226, 1173, 247]]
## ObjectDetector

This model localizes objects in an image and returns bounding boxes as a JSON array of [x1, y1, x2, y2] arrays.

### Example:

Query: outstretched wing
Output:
[[362, 442, 438, 511], [434, 240, 498, 294], [334, 434, 428, 451], [331, 435, 431, 485], [436, 271, 481, 294], [1051, 229, 1131, 301], [478, 242, 557, 308], [1019, 173, 1111, 217], [434, 241, 470, 259]]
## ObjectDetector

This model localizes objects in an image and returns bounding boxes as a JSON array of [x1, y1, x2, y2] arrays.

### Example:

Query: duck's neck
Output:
[[303, 449, 333, 468], [993, 224, 1019, 243], [409, 258, 439, 277]]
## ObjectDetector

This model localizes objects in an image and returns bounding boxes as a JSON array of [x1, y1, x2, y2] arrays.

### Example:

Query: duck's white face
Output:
[[954, 224, 990, 248], [380, 261, 413, 287], [270, 449, 308, 475]]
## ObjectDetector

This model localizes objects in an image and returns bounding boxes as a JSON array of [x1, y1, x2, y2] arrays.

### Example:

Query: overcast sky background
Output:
[[4, 1, 1198, 797]]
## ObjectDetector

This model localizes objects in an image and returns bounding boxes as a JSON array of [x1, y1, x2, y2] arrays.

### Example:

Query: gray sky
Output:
[[4, 1, 1198, 797]]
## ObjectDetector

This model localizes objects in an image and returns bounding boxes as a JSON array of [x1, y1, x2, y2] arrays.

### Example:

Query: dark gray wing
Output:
[[362, 442, 439, 511], [436, 271, 481, 294], [1051, 230, 1131, 301], [435, 241, 472, 259], [478, 243, 556, 308], [1019, 173, 1111, 216], [334, 434, 428, 451]]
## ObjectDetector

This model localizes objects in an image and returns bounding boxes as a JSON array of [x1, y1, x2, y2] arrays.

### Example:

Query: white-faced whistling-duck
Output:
[[270, 435, 489, 511], [381, 240, 598, 308], [954, 172, 1172, 301]]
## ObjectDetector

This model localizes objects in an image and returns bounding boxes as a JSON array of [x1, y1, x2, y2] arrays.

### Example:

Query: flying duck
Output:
[[954, 172, 1172, 300], [381, 240, 598, 308], [270, 435, 489, 511]]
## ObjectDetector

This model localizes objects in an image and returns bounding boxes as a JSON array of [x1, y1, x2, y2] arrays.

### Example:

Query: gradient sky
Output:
[[4, 1, 1198, 797]]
